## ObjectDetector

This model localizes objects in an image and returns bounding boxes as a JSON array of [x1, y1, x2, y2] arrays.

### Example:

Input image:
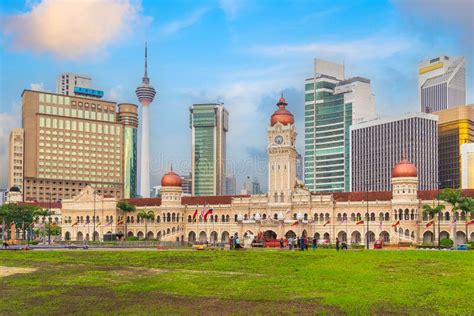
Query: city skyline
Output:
[[1, 0, 473, 191]]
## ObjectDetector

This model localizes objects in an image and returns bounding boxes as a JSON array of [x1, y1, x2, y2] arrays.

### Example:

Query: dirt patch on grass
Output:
[[0, 266, 36, 278], [39, 285, 343, 315]]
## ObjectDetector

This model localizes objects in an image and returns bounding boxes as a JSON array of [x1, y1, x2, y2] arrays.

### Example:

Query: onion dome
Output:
[[392, 159, 417, 178], [161, 166, 182, 187], [9, 185, 20, 192], [271, 95, 294, 126]]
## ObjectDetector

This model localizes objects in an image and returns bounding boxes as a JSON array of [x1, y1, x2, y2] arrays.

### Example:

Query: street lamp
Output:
[[366, 182, 370, 250], [92, 187, 96, 242], [47, 192, 52, 244]]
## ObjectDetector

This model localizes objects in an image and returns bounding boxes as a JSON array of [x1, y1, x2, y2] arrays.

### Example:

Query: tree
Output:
[[458, 197, 474, 243], [422, 204, 445, 245], [0, 204, 39, 241], [116, 201, 136, 240], [439, 188, 463, 246], [137, 210, 155, 240]]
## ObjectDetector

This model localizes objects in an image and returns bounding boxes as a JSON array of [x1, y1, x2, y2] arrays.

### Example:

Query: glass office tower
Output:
[[118, 103, 138, 198], [189, 103, 228, 196]]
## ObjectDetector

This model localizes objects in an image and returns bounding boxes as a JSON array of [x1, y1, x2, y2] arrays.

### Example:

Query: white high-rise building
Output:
[[56, 73, 104, 99], [461, 143, 474, 189], [135, 44, 156, 198], [419, 55, 465, 113]]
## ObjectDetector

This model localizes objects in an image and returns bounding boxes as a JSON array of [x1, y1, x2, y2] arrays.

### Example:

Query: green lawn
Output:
[[0, 249, 473, 315]]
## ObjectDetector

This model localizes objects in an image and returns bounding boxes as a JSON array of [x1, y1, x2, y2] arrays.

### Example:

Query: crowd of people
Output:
[[226, 233, 349, 251]]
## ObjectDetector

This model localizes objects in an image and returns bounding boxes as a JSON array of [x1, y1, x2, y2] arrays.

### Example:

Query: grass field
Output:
[[0, 249, 473, 315]]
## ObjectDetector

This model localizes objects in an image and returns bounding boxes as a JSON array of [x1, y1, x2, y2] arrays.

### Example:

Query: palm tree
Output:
[[137, 210, 154, 240], [439, 188, 462, 247], [422, 204, 445, 245], [116, 201, 136, 240], [458, 197, 474, 243]]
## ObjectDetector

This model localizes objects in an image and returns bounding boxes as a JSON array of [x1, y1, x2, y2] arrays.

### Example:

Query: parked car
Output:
[[192, 242, 207, 250], [456, 244, 468, 251], [373, 240, 384, 249]]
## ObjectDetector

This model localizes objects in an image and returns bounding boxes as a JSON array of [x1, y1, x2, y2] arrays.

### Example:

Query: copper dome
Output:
[[271, 96, 294, 126], [161, 168, 182, 187], [392, 159, 417, 178]]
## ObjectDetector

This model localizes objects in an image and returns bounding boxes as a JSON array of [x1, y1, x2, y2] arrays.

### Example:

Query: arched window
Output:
[[342, 213, 347, 221], [226, 215, 230, 222], [404, 209, 409, 220], [188, 215, 192, 223], [445, 212, 450, 221], [274, 193, 278, 202], [167, 213, 171, 222], [157, 215, 161, 223], [262, 214, 267, 220], [274, 213, 278, 220], [304, 213, 308, 221], [370, 213, 375, 221], [384, 212, 390, 221], [325, 213, 330, 221], [280, 193, 284, 202], [221, 215, 226, 222], [235, 214, 238, 222], [337, 214, 342, 222], [351, 213, 356, 222], [356, 213, 361, 221], [410, 209, 415, 220], [293, 214, 297, 220], [172, 213, 176, 222]]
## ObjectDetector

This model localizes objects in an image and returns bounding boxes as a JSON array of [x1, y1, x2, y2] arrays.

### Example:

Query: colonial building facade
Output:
[[59, 97, 474, 246]]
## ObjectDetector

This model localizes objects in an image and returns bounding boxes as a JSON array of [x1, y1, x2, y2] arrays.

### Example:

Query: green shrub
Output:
[[351, 244, 365, 250], [125, 236, 139, 241], [440, 238, 453, 247]]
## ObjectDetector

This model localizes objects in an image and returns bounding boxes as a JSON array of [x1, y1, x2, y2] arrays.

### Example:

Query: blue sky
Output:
[[0, 0, 473, 191]]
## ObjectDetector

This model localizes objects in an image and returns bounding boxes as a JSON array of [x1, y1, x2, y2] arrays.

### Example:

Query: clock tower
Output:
[[268, 96, 297, 203]]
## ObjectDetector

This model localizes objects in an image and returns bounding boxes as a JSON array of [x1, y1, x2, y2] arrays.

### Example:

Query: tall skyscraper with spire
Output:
[[135, 43, 156, 197]]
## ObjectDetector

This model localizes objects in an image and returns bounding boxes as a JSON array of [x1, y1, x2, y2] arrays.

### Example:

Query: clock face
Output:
[[274, 135, 284, 145]]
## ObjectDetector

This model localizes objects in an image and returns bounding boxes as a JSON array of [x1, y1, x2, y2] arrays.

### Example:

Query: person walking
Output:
[[312, 236, 317, 250], [300, 235, 305, 251], [288, 237, 293, 250], [279, 237, 284, 249], [336, 237, 340, 251], [229, 236, 234, 250]]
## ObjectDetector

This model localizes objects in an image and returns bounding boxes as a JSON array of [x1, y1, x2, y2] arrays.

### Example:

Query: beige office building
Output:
[[8, 128, 25, 192], [21, 90, 125, 202]]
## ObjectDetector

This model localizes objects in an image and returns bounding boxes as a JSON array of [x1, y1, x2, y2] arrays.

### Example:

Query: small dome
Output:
[[392, 159, 417, 178], [161, 168, 182, 187], [9, 186, 20, 192], [271, 96, 294, 126]]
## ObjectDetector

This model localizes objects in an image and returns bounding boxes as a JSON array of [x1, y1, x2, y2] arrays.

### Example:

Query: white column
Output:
[[140, 105, 150, 198]]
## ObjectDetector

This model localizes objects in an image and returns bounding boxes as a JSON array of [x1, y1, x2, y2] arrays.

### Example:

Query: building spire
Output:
[[142, 42, 150, 85]]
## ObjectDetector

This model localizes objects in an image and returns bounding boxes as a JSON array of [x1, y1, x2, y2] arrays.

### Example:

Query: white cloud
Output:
[[30, 82, 44, 91], [107, 85, 124, 101], [1, 0, 148, 60], [160, 7, 209, 35], [219, 0, 241, 20], [0, 112, 21, 189], [393, 0, 474, 45], [250, 35, 415, 61]]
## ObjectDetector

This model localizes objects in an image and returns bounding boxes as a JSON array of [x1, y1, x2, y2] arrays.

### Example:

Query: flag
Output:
[[117, 220, 124, 225], [201, 204, 207, 216], [450, 218, 457, 228], [104, 220, 113, 227], [467, 220, 474, 226], [425, 220, 434, 228], [71, 222, 78, 227], [96, 222, 101, 228], [291, 221, 299, 226], [323, 220, 330, 227], [204, 208, 213, 220], [286, 209, 291, 215], [391, 220, 400, 228], [356, 220, 364, 225], [192, 209, 198, 221]]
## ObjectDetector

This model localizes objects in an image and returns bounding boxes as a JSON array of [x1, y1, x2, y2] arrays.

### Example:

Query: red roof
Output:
[[181, 195, 250, 206], [18, 201, 62, 208], [123, 195, 250, 207], [331, 191, 393, 202], [125, 197, 162, 206], [417, 189, 474, 200]]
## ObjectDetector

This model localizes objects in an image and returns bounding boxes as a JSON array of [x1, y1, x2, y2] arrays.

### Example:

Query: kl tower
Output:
[[135, 43, 156, 198]]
